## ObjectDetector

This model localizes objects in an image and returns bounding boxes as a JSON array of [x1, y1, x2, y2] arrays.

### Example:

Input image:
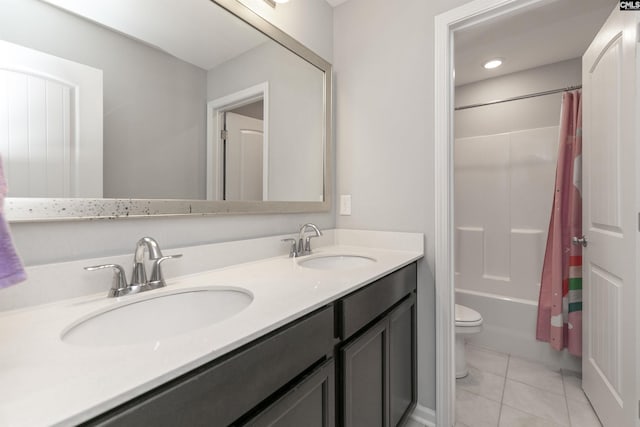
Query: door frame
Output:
[[434, 1, 550, 425], [206, 82, 269, 200]]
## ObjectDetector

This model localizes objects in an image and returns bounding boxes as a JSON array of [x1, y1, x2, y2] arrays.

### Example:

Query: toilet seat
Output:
[[455, 304, 483, 327]]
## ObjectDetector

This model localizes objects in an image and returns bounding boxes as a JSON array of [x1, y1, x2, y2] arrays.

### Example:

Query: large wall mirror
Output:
[[0, 0, 331, 221]]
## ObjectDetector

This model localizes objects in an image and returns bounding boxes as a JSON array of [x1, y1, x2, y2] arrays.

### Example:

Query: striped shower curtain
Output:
[[536, 90, 582, 357]]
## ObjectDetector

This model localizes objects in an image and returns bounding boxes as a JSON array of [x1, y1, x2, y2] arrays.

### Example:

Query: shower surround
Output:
[[455, 126, 558, 301], [454, 126, 580, 369]]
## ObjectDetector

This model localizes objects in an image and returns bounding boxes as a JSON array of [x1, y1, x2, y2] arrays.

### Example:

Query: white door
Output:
[[582, 7, 639, 427], [0, 40, 103, 198], [224, 112, 264, 201]]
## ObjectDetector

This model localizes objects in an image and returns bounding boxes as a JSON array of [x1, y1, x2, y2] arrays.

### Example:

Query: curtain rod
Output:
[[454, 85, 582, 111]]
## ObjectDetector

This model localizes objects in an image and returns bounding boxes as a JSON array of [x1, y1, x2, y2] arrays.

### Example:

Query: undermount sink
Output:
[[61, 287, 253, 347], [297, 254, 376, 270]]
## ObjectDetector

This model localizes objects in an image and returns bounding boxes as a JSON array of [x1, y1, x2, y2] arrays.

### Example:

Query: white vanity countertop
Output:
[[0, 232, 423, 426]]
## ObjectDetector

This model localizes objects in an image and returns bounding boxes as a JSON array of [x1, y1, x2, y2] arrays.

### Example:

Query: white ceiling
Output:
[[41, 0, 268, 70], [454, 0, 616, 86]]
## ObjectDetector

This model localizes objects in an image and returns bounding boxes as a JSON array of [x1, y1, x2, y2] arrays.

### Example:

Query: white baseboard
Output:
[[410, 404, 436, 427]]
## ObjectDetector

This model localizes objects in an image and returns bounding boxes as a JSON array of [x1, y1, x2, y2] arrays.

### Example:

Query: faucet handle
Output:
[[84, 264, 129, 297], [281, 238, 298, 258], [148, 254, 183, 289], [304, 234, 321, 253]]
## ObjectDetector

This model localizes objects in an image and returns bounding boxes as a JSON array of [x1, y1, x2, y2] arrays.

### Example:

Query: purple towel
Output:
[[0, 155, 26, 289]]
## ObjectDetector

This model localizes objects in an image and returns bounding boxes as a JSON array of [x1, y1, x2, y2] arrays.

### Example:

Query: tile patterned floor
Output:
[[454, 345, 602, 427]]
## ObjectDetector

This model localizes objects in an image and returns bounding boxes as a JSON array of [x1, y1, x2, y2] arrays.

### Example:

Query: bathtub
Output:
[[456, 288, 581, 372]]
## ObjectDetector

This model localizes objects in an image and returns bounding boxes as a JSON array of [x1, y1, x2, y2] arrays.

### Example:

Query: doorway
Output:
[[222, 103, 265, 201], [206, 82, 269, 200], [434, 1, 621, 426]]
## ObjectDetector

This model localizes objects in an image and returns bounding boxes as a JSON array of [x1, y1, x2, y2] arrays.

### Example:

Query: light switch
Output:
[[340, 194, 352, 215]]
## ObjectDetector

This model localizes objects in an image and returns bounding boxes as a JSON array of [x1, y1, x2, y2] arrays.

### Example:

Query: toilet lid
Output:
[[455, 304, 482, 325]]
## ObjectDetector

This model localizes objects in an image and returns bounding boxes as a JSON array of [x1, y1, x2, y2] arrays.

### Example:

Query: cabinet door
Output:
[[244, 359, 335, 427], [341, 319, 389, 427], [340, 294, 417, 427], [388, 295, 416, 427]]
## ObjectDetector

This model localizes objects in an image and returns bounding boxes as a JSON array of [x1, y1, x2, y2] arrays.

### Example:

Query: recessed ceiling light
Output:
[[483, 59, 503, 70], [263, 0, 289, 7]]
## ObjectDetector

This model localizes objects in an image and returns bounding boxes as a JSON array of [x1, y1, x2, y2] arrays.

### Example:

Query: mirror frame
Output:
[[6, 0, 332, 222]]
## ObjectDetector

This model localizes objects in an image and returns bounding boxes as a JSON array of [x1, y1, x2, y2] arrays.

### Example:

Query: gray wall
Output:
[[455, 58, 582, 138], [333, 0, 481, 411], [207, 42, 324, 201], [0, 0, 208, 200], [6, 0, 334, 266]]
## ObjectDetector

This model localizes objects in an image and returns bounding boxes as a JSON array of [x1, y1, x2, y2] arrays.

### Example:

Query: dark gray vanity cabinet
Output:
[[85, 305, 335, 427], [338, 263, 417, 427]]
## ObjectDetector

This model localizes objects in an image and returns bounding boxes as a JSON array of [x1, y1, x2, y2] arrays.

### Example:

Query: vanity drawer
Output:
[[88, 305, 334, 427], [337, 263, 416, 340], [243, 358, 335, 427]]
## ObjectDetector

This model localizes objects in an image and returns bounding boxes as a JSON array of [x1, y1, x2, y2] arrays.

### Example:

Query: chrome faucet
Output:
[[282, 223, 323, 257], [131, 237, 163, 287], [84, 237, 182, 297], [298, 223, 322, 255]]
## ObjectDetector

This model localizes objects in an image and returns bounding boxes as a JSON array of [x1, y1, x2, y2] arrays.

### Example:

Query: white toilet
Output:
[[455, 304, 483, 379]]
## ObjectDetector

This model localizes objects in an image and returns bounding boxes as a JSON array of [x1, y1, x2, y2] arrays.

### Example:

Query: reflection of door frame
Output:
[[206, 82, 269, 200], [432, 2, 556, 427]]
